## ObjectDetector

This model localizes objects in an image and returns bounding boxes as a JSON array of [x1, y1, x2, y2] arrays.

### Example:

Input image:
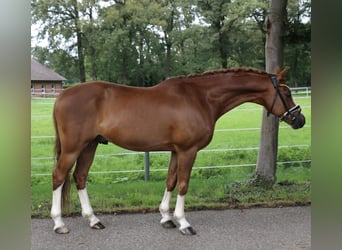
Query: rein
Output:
[[268, 74, 301, 122]]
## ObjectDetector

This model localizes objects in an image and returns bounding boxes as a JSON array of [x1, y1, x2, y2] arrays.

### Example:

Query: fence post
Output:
[[144, 152, 150, 181]]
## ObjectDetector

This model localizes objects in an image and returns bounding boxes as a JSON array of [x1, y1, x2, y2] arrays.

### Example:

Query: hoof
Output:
[[91, 222, 105, 230], [54, 225, 70, 234], [180, 226, 196, 235], [161, 220, 177, 229]]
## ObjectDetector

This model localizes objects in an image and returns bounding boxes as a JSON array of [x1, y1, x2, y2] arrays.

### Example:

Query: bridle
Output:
[[268, 74, 301, 122]]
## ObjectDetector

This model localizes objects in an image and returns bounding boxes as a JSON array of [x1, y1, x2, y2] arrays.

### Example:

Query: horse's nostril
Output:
[[291, 115, 305, 129]]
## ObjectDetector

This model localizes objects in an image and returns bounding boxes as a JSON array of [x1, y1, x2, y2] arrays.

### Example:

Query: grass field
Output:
[[31, 94, 311, 217]]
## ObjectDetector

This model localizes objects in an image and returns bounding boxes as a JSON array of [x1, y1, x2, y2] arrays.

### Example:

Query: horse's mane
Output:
[[168, 67, 268, 81]]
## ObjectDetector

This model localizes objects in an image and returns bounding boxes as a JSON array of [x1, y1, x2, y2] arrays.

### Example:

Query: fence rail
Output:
[[31, 159, 311, 177], [31, 144, 310, 161], [31, 144, 311, 177], [30, 124, 312, 140]]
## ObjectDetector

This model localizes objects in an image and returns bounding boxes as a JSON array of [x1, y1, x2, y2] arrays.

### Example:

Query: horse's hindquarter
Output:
[[98, 82, 214, 152], [54, 83, 109, 143]]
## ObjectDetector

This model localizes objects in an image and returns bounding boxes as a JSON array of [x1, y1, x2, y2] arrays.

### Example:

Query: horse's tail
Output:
[[53, 106, 71, 214], [61, 172, 71, 214], [53, 108, 61, 162]]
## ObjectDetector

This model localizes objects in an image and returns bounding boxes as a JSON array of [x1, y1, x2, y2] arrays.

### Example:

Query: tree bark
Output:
[[88, 6, 97, 81], [72, 0, 86, 82], [164, 8, 174, 78], [255, 0, 287, 187]]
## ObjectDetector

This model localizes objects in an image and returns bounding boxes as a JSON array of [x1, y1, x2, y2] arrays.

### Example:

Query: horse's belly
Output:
[[99, 109, 213, 152], [103, 127, 174, 152]]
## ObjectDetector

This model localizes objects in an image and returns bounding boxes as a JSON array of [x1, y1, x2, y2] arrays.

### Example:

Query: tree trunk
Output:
[[255, 0, 287, 188], [164, 4, 175, 77], [76, 28, 86, 83], [88, 6, 97, 81], [165, 41, 172, 77], [72, 0, 86, 82], [219, 32, 228, 68]]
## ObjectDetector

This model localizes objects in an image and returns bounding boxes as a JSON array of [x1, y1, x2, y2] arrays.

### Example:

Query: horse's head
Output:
[[266, 67, 305, 129]]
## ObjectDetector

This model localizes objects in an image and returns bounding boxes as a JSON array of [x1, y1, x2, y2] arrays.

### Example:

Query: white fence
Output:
[[291, 87, 311, 97], [31, 128, 311, 179]]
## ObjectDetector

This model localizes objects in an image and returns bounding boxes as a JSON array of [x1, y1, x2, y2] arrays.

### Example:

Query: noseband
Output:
[[268, 74, 301, 122]]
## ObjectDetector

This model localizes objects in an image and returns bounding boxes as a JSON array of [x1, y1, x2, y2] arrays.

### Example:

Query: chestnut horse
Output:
[[51, 67, 305, 235]]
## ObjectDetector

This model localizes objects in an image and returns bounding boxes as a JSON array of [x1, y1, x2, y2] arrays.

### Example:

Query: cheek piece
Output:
[[268, 74, 301, 124]]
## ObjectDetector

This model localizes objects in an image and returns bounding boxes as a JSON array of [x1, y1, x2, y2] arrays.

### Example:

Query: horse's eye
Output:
[[283, 90, 291, 98]]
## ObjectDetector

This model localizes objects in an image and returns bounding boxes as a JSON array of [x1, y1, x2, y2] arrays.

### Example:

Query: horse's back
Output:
[[54, 81, 126, 115], [55, 81, 112, 103]]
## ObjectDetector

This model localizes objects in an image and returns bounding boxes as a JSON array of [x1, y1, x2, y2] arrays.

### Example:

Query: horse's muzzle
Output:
[[290, 113, 305, 129], [279, 105, 305, 129]]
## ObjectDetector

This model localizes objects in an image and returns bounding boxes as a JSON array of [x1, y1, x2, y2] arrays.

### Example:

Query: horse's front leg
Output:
[[174, 194, 196, 235], [173, 149, 197, 235], [159, 189, 176, 228], [159, 152, 177, 228]]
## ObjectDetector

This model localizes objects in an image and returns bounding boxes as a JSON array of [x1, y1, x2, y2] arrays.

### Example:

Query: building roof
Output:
[[31, 58, 66, 81]]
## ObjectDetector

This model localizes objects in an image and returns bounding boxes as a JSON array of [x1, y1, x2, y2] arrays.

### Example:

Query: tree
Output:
[[197, 0, 236, 68], [80, 0, 101, 80], [196, 0, 264, 69], [254, 0, 288, 187], [98, 0, 167, 85], [31, 46, 79, 84], [31, 0, 310, 86], [31, 0, 101, 82], [285, 0, 311, 87], [155, 0, 196, 77]]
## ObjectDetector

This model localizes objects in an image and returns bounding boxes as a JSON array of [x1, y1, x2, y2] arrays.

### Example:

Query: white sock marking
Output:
[[159, 188, 173, 223], [78, 188, 100, 227], [51, 184, 65, 230], [174, 194, 191, 229]]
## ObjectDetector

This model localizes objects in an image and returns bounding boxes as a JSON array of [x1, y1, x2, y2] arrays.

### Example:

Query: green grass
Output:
[[31, 95, 311, 217]]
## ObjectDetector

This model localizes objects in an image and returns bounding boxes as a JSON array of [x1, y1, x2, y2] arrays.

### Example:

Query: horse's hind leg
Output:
[[73, 140, 105, 230], [51, 152, 79, 234], [159, 151, 177, 228]]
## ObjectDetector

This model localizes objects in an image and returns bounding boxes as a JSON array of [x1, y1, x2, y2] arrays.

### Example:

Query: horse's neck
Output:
[[195, 73, 269, 120]]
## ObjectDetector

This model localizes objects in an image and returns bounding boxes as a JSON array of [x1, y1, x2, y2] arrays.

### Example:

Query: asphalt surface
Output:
[[31, 206, 310, 250]]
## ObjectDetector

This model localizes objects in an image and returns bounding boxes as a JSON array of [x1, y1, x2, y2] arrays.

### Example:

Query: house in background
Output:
[[31, 58, 66, 97]]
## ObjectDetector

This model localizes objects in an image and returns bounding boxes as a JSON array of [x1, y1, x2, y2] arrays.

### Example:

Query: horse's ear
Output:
[[280, 67, 289, 77], [275, 67, 289, 82]]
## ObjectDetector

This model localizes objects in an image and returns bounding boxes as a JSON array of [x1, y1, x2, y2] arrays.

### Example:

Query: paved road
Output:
[[31, 206, 310, 250]]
